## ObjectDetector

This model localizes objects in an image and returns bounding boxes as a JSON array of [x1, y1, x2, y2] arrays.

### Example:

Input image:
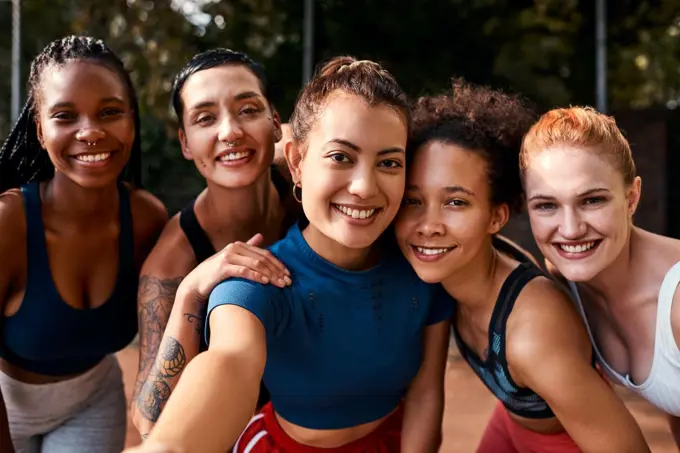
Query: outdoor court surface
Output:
[[118, 344, 677, 452]]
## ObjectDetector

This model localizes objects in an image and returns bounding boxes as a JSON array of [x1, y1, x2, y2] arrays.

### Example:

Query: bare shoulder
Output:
[[505, 276, 590, 372], [0, 189, 27, 266], [140, 212, 198, 280]]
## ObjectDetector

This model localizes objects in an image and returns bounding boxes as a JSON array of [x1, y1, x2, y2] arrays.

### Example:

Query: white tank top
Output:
[[568, 261, 680, 416]]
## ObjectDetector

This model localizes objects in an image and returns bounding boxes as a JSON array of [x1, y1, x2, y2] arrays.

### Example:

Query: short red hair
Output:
[[520, 106, 636, 185]]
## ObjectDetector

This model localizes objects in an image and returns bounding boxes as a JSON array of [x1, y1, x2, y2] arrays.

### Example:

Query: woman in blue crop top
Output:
[[128, 57, 452, 453], [0, 36, 167, 452], [393, 81, 649, 452], [130, 48, 300, 440]]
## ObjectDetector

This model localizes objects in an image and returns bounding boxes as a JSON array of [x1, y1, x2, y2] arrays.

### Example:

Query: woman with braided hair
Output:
[[0, 35, 167, 452], [126, 56, 452, 453]]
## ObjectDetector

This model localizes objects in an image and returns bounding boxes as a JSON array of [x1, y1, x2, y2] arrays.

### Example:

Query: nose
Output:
[[75, 122, 106, 146], [416, 206, 446, 237], [347, 167, 379, 200], [217, 116, 245, 143], [559, 207, 587, 239]]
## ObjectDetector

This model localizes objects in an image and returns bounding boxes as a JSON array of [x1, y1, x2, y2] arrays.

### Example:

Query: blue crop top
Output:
[[206, 223, 452, 429], [0, 182, 139, 376]]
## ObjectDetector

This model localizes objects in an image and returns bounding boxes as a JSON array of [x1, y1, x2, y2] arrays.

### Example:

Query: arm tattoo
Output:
[[137, 337, 186, 422], [134, 275, 183, 397], [184, 313, 205, 336]]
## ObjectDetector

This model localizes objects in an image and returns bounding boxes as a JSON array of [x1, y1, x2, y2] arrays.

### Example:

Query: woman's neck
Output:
[[42, 173, 120, 227], [202, 168, 280, 235], [442, 239, 504, 317]]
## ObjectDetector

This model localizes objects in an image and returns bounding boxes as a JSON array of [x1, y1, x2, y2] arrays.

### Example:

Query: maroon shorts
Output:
[[476, 403, 582, 453], [232, 402, 403, 453]]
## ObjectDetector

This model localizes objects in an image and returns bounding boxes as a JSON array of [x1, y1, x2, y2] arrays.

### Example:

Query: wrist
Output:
[[175, 282, 208, 309]]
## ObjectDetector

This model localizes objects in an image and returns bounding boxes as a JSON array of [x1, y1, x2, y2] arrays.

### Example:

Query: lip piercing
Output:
[[226, 140, 239, 147], [87, 142, 96, 146]]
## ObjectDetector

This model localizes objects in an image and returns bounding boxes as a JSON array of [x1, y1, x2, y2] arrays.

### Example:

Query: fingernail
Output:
[[284, 268, 291, 276], [278, 277, 286, 287], [284, 276, 292, 286], [262, 276, 269, 283]]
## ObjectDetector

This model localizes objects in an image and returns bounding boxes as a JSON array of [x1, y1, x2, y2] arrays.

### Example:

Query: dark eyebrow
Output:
[[527, 193, 554, 202], [234, 91, 262, 101], [187, 101, 216, 111], [327, 138, 404, 155], [100, 96, 126, 104], [47, 102, 75, 112], [406, 184, 475, 196], [188, 92, 263, 112], [444, 185, 475, 196]]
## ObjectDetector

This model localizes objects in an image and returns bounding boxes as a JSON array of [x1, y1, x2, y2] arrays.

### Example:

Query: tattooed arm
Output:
[[133, 231, 289, 438], [130, 217, 197, 437]]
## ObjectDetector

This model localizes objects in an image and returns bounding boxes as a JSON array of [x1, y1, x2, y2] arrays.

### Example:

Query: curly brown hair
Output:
[[409, 79, 536, 213]]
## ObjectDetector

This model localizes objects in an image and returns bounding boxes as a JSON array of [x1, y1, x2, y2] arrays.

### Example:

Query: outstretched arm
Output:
[[126, 304, 267, 453]]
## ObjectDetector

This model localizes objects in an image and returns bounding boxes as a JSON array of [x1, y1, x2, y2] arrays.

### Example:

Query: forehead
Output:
[[310, 92, 407, 150], [409, 141, 488, 190], [523, 145, 623, 196], [38, 61, 128, 106], [180, 64, 263, 106]]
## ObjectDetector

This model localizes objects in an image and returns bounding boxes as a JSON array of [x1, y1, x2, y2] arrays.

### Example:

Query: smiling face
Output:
[[34, 61, 135, 188], [523, 145, 641, 281], [395, 140, 507, 283], [178, 64, 280, 188], [287, 92, 408, 256]]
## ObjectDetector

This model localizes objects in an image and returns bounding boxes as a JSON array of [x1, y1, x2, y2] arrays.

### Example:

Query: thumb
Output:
[[246, 233, 264, 246]]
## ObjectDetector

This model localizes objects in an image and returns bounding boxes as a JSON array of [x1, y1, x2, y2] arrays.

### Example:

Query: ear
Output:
[[627, 176, 642, 216], [488, 203, 510, 235], [283, 140, 304, 184], [178, 128, 193, 160], [35, 117, 46, 149], [271, 110, 283, 142]]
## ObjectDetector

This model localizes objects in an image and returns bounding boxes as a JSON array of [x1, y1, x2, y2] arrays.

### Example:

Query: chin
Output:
[[334, 234, 381, 250], [412, 269, 446, 284], [551, 260, 603, 283]]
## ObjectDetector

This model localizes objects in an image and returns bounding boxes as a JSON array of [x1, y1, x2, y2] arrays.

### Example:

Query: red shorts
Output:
[[476, 403, 582, 453], [232, 402, 402, 453]]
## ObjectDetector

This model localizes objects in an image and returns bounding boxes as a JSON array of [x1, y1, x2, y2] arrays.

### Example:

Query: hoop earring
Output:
[[292, 182, 302, 203]]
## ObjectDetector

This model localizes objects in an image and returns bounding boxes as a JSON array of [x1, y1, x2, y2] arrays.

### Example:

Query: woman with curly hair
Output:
[[393, 81, 650, 452]]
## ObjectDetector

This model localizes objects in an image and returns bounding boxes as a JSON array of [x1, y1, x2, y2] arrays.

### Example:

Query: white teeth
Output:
[[75, 152, 111, 162], [219, 151, 251, 161], [559, 241, 596, 253], [335, 204, 377, 219], [416, 246, 451, 256]]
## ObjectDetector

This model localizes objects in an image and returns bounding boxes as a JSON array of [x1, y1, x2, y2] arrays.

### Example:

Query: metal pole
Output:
[[595, 0, 607, 113], [11, 0, 21, 123], [302, 0, 314, 84]]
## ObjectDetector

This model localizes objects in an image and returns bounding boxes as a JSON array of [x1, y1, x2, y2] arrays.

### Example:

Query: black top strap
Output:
[[179, 198, 216, 264]]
